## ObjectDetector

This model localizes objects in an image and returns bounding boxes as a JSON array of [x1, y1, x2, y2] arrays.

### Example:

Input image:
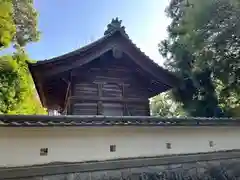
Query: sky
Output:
[[7, 0, 171, 66]]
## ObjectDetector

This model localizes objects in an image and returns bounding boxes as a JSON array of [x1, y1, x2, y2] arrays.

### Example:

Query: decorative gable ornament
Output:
[[112, 46, 123, 59], [104, 18, 129, 38]]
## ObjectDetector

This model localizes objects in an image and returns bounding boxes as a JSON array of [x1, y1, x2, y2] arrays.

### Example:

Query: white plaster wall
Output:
[[0, 126, 239, 167]]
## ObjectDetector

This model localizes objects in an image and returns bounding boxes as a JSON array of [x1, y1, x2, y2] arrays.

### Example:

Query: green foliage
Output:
[[0, 51, 46, 114], [0, 0, 45, 114], [150, 92, 187, 117], [159, 0, 240, 117], [12, 0, 40, 47], [0, 0, 15, 48], [0, 0, 40, 48]]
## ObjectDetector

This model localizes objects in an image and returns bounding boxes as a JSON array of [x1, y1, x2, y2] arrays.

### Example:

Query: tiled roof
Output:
[[30, 29, 175, 78], [28, 28, 181, 109], [0, 115, 239, 127]]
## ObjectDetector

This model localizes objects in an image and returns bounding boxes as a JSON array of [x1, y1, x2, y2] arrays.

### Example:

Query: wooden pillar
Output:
[[63, 81, 71, 114], [67, 72, 73, 115], [97, 83, 103, 115]]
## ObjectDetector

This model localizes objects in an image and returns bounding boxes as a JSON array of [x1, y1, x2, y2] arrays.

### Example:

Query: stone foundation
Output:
[[2, 150, 240, 180]]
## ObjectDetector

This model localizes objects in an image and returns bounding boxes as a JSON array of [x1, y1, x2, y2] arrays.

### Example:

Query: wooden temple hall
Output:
[[28, 18, 179, 116]]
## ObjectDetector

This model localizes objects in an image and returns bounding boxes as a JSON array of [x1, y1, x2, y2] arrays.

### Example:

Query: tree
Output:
[[150, 92, 187, 117], [0, 0, 40, 49], [159, 0, 240, 117], [0, 0, 45, 114], [12, 0, 40, 47], [0, 50, 46, 114], [0, 0, 15, 48]]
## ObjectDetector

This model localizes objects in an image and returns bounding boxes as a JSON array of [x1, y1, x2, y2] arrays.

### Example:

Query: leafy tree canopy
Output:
[[0, 50, 46, 114], [159, 0, 240, 117], [0, 0, 40, 49], [12, 0, 40, 47], [0, 0, 15, 48], [0, 0, 45, 114], [150, 92, 187, 117]]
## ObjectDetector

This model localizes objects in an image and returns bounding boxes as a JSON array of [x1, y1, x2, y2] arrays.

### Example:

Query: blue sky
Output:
[[6, 0, 171, 65]]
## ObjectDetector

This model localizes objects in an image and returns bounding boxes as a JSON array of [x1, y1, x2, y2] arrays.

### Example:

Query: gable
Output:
[[28, 31, 179, 109], [68, 55, 153, 115], [71, 51, 158, 97], [30, 31, 178, 84]]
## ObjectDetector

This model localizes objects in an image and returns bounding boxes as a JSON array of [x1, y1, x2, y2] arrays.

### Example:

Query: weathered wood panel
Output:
[[102, 102, 123, 116], [124, 85, 149, 99], [73, 82, 98, 97], [72, 102, 97, 115], [126, 102, 149, 116], [102, 83, 122, 98], [68, 55, 151, 116]]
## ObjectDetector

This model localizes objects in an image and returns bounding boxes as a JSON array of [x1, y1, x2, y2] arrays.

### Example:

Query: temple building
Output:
[[28, 18, 179, 115], [0, 19, 239, 174]]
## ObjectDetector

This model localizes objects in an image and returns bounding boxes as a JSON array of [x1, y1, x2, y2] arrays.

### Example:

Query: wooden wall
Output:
[[66, 53, 151, 116]]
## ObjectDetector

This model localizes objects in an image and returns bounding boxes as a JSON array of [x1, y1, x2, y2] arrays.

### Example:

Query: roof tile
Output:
[[0, 115, 239, 127]]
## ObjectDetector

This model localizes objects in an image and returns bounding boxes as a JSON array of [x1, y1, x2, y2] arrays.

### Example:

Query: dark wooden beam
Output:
[[63, 81, 71, 110], [69, 96, 148, 104], [61, 77, 68, 84], [121, 84, 127, 115]]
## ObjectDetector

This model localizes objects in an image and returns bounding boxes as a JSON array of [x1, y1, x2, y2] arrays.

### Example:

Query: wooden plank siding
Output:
[[67, 55, 151, 116]]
